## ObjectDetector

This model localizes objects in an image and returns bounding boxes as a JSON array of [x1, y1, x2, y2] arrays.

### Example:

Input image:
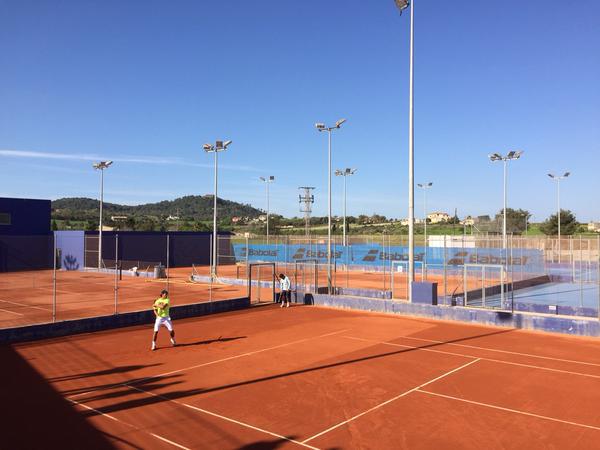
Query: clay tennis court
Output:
[[0, 263, 494, 329], [7, 304, 600, 449], [0, 268, 250, 329]]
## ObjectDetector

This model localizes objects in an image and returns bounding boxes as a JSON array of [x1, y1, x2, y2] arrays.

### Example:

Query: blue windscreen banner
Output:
[[232, 244, 543, 269]]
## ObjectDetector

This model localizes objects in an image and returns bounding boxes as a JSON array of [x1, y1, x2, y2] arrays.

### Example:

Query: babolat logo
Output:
[[362, 249, 379, 262], [248, 249, 278, 257], [292, 248, 306, 259]]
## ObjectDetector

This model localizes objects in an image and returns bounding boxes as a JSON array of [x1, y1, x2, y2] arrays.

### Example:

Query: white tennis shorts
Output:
[[154, 316, 173, 332]]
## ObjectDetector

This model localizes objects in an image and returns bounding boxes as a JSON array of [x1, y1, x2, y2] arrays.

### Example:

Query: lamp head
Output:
[[269, 175, 275, 181], [335, 169, 343, 176], [563, 171, 570, 178], [335, 118, 346, 128], [315, 123, 325, 131], [93, 160, 113, 170], [488, 153, 502, 161], [394, 0, 410, 13], [203, 143, 213, 152]]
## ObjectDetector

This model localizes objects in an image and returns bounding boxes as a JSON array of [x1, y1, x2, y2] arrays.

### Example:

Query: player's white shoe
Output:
[[151, 342, 157, 351], [170, 338, 177, 346]]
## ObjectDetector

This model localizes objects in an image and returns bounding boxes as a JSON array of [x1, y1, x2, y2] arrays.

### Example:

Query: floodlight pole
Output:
[[489, 151, 523, 263], [548, 172, 570, 263], [204, 140, 232, 279], [336, 168, 357, 247], [93, 161, 113, 270], [99, 167, 104, 269], [260, 176, 275, 245], [316, 120, 346, 295], [418, 182, 432, 278], [213, 150, 218, 277], [407, 0, 415, 302], [328, 130, 332, 294], [503, 158, 507, 254]]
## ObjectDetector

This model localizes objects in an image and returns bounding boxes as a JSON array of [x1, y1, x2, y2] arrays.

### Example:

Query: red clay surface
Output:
[[0, 268, 253, 329], [6, 305, 600, 449], [0, 264, 482, 329]]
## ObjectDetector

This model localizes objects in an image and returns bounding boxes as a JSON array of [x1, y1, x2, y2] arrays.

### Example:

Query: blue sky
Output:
[[1, 0, 599, 222]]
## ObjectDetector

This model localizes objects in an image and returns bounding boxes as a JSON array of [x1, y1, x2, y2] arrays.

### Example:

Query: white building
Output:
[[588, 222, 600, 232], [427, 212, 450, 224]]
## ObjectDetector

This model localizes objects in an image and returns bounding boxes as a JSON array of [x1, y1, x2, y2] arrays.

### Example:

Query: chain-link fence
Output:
[[0, 232, 247, 329], [219, 233, 600, 318]]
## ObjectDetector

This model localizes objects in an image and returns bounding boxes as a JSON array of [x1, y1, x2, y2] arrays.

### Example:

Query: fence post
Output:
[[114, 234, 119, 315], [443, 234, 447, 304], [166, 234, 170, 291], [52, 234, 57, 323]]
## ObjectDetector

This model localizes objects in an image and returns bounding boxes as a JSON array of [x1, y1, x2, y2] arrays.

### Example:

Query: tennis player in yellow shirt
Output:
[[151, 289, 176, 351]]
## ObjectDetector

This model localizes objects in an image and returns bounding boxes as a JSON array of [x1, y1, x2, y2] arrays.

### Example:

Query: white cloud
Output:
[[0, 149, 259, 172]]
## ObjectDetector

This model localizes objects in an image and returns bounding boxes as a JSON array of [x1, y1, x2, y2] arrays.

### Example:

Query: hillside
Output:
[[52, 195, 263, 221]]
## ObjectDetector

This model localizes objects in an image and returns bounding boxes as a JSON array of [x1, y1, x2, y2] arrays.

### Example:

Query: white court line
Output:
[[68, 329, 349, 400], [342, 335, 600, 380], [129, 384, 319, 450], [417, 389, 600, 433], [67, 398, 191, 450], [0, 299, 50, 312], [302, 358, 480, 444], [399, 335, 600, 368], [0, 308, 24, 316]]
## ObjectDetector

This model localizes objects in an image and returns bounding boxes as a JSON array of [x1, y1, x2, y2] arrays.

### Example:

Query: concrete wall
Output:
[[308, 294, 600, 338], [0, 297, 250, 344]]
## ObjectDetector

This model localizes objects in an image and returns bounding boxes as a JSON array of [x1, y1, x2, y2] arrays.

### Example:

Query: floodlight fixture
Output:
[[394, 0, 410, 13], [315, 123, 326, 131], [335, 118, 347, 128], [488, 153, 502, 161], [203, 143, 213, 151]]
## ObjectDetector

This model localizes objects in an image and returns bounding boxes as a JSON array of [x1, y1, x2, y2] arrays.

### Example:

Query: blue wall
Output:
[[85, 231, 233, 268], [0, 198, 53, 271], [55, 231, 85, 270], [0, 197, 50, 235]]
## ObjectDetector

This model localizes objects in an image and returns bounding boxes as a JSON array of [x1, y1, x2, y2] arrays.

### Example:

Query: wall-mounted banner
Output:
[[232, 244, 543, 269]]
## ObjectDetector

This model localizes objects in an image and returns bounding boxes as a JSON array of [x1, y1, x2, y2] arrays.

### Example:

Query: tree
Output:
[[493, 208, 530, 233], [540, 209, 578, 236], [51, 220, 58, 231]]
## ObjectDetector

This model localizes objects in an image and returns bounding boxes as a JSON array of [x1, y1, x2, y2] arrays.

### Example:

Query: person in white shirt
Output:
[[278, 273, 291, 308]]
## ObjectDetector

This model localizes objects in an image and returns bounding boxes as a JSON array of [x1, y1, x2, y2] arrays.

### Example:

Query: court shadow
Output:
[[49, 363, 162, 382], [2, 344, 116, 449], [175, 335, 247, 347], [236, 436, 298, 449]]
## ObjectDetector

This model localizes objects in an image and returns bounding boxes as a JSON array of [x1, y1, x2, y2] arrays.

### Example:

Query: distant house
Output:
[[231, 217, 241, 223], [166, 215, 180, 221], [460, 216, 475, 226], [427, 212, 450, 224], [588, 222, 600, 232]]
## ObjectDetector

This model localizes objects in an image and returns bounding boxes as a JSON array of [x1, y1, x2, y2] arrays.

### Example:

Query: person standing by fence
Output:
[[278, 273, 291, 308]]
